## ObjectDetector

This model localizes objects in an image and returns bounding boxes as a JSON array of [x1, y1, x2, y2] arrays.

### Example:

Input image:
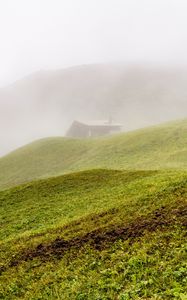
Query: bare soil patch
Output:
[[7, 202, 186, 271]]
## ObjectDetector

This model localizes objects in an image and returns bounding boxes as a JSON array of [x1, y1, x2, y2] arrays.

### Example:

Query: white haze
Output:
[[1, 0, 187, 156]]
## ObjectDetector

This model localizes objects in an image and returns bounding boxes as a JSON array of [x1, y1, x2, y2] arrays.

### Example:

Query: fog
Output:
[[1, 0, 187, 156]]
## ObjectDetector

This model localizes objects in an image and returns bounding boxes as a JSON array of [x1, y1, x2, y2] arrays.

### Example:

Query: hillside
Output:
[[0, 169, 186, 299], [1, 63, 187, 155], [0, 118, 187, 190]]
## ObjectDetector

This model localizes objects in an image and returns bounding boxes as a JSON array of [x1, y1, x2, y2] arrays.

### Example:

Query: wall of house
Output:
[[66, 121, 121, 138], [66, 122, 89, 137]]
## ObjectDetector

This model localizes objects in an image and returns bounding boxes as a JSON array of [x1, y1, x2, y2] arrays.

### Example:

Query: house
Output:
[[66, 118, 122, 138]]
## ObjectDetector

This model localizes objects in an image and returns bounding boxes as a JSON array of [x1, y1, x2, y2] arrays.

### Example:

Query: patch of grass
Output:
[[0, 169, 187, 299]]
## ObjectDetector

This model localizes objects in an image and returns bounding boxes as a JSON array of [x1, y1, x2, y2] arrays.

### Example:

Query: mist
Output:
[[1, 0, 187, 156]]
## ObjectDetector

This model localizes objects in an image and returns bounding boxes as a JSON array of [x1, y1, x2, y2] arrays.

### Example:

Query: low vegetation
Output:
[[1, 119, 187, 299], [0, 169, 187, 299]]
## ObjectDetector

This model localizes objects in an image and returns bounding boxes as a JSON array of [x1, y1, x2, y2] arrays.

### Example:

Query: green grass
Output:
[[1, 119, 187, 299], [1, 118, 187, 189], [0, 169, 187, 299]]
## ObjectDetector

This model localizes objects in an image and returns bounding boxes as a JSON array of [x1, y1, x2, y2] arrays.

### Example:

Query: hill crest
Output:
[[0, 118, 187, 190]]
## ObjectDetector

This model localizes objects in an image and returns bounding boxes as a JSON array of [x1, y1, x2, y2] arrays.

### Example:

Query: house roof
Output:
[[75, 120, 123, 127]]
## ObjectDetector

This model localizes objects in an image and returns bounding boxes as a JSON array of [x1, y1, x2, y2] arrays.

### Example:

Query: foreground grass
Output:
[[1, 118, 187, 189], [0, 169, 187, 299]]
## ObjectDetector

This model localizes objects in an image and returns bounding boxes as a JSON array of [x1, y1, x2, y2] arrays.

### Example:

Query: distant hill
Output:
[[0, 118, 187, 190], [1, 63, 187, 155]]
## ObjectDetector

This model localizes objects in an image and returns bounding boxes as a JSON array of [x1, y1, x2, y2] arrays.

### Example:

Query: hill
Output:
[[0, 118, 187, 190], [0, 169, 186, 299], [1, 63, 187, 155]]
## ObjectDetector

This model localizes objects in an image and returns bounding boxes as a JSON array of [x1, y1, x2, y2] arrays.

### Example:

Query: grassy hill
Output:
[[1, 118, 187, 190], [1, 119, 187, 299], [0, 169, 187, 299]]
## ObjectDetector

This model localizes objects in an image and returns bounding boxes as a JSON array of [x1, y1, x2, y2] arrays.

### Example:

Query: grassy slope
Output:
[[1, 119, 187, 190], [0, 169, 187, 299]]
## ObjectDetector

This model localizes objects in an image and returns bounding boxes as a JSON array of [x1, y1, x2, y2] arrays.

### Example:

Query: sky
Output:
[[0, 0, 187, 87]]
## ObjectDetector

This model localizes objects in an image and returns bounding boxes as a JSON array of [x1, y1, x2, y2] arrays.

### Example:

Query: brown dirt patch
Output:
[[7, 203, 186, 270]]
